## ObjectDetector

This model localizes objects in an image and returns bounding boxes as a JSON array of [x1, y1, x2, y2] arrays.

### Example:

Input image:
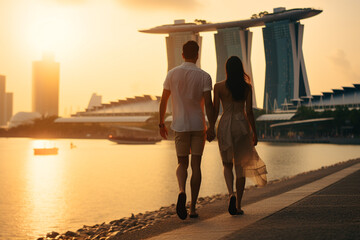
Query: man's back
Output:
[[164, 62, 212, 132]]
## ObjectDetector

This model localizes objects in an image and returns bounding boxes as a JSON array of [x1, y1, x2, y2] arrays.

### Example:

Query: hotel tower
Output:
[[140, 7, 322, 109]]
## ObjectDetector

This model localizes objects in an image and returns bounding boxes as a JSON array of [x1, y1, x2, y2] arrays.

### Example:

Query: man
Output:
[[159, 40, 215, 220]]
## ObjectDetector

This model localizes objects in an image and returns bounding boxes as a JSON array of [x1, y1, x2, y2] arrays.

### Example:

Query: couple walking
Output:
[[159, 41, 267, 220]]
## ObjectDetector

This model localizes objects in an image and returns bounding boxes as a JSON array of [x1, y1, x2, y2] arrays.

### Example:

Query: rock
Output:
[[65, 231, 79, 237], [91, 234, 101, 240], [110, 218, 125, 225], [85, 230, 95, 236], [46, 232, 60, 238], [37, 238, 45, 240], [105, 231, 123, 240]]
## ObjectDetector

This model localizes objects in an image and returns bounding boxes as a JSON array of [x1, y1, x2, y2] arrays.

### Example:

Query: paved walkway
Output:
[[146, 163, 360, 240]]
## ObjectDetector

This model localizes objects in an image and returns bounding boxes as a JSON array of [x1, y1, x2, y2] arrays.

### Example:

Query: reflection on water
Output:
[[26, 150, 65, 238], [0, 138, 359, 239]]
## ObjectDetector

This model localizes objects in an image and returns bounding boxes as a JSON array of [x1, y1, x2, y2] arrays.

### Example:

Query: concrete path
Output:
[[146, 163, 360, 240]]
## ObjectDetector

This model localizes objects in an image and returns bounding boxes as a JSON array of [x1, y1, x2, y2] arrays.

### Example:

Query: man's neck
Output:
[[185, 59, 197, 64]]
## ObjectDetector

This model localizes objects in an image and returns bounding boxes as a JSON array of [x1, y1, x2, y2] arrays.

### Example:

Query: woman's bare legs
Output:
[[223, 162, 234, 196], [235, 177, 245, 211]]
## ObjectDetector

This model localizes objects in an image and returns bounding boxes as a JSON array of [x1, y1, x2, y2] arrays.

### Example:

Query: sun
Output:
[[27, 6, 82, 57]]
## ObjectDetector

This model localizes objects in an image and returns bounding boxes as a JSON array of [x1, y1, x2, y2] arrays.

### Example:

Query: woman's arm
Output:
[[245, 86, 258, 146]]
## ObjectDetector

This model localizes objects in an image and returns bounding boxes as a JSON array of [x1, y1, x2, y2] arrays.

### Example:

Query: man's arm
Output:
[[203, 90, 215, 141], [159, 89, 171, 139]]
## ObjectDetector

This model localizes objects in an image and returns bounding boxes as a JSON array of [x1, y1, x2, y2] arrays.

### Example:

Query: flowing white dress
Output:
[[217, 84, 267, 186]]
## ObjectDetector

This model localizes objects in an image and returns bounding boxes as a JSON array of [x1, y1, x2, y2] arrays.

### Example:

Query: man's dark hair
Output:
[[183, 41, 199, 59]]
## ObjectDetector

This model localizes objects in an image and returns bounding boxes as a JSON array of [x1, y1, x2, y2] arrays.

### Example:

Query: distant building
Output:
[[214, 28, 256, 106], [0, 75, 5, 125], [302, 84, 360, 109], [55, 94, 170, 126], [262, 15, 311, 110], [5, 92, 13, 124], [32, 52, 60, 116], [0, 75, 14, 126], [165, 20, 202, 71], [87, 93, 102, 110]]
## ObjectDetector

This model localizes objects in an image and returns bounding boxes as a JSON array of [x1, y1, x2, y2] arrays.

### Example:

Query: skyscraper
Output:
[[262, 9, 311, 110], [0, 75, 6, 125], [165, 20, 202, 71], [214, 28, 256, 106], [32, 52, 60, 116], [5, 92, 13, 124], [0, 75, 14, 126]]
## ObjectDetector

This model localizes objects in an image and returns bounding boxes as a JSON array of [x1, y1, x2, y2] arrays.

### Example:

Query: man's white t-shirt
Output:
[[163, 62, 212, 132]]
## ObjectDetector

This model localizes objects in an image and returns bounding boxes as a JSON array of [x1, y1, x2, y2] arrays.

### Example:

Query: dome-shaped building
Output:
[[8, 112, 41, 129]]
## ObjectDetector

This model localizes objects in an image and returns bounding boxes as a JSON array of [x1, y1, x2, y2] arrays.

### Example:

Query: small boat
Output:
[[33, 147, 59, 155], [108, 135, 161, 144]]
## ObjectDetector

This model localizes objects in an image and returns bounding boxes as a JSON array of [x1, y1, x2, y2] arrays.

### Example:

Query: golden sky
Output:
[[1, 0, 360, 116]]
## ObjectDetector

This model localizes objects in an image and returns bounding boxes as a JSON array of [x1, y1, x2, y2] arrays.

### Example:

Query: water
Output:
[[1, 138, 360, 239]]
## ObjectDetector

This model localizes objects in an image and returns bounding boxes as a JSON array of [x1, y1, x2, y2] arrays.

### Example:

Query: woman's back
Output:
[[216, 80, 248, 122]]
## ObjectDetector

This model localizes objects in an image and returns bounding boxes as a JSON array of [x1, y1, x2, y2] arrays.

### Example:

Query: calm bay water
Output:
[[1, 138, 360, 239]]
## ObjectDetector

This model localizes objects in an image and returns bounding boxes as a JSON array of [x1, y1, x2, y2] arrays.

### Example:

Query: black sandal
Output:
[[228, 195, 237, 215], [236, 209, 244, 215], [176, 192, 187, 220]]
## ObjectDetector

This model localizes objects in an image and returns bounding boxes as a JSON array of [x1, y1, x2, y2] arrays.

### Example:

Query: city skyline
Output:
[[0, 0, 360, 115]]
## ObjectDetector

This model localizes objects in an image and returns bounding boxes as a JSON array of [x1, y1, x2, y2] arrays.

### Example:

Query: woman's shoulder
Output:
[[214, 80, 226, 88]]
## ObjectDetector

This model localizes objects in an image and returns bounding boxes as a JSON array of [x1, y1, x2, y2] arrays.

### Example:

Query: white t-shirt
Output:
[[163, 62, 212, 132]]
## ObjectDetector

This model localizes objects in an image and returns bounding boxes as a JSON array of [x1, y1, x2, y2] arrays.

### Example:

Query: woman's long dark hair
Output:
[[225, 56, 251, 101]]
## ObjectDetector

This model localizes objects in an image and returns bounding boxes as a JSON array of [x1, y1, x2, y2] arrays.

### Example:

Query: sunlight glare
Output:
[[32, 140, 54, 149], [27, 8, 82, 56]]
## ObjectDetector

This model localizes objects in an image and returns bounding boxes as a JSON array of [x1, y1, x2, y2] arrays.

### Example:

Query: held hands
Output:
[[206, 127, 215, 142], [159, 125, 168, 140]]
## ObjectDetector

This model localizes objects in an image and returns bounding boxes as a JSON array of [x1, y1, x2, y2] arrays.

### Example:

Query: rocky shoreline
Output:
[[37, 194, 226, 240], [37, 158, 360, 240]]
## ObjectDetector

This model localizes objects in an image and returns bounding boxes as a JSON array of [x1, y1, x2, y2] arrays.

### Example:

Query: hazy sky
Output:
[[1, 0, 360, 116]]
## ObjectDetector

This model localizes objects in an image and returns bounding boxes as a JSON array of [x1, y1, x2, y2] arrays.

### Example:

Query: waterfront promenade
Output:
[[39, 158, 360, 240], [145, 161, 360, 240]]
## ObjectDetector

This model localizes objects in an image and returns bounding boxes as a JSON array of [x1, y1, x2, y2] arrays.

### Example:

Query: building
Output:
[[55, 94, 170, 127], [5, 92, 13, 124], [165, 20, 203, 71], [140, 8, 322, 108], [263, 7, 311, 110], [0, 75, 14, 126], [32, 52, 60, 116], [214, 28, 255, 106], [302, 84, 360, 110]]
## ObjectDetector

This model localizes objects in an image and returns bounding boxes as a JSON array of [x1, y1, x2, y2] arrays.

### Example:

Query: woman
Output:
[[213, 56, 267, 215]]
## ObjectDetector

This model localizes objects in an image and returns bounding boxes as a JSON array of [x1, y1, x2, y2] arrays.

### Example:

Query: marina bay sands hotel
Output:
[[140, 7, 322, 110]]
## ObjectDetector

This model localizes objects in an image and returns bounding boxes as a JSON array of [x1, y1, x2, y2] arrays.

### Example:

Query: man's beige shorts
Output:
[[175, 131, 206, 157]]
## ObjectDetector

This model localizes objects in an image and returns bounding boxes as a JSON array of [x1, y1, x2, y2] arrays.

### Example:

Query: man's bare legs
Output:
[[190, 155, 202, 215], [176, 156, 189, 193], [176, 155, 202, 216]]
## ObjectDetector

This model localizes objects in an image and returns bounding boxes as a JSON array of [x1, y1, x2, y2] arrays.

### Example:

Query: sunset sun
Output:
[[27, 8, 82, 55]]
